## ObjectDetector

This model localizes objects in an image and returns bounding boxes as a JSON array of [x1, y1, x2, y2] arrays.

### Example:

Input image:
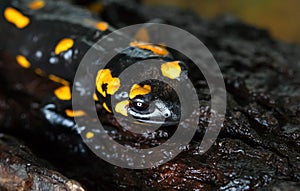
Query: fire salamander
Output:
[[0, 0, 186, 141]]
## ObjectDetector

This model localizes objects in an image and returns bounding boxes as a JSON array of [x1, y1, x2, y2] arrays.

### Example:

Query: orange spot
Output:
[[95, 22, 108, 31], [16, 55, 31, 68], [65, 109, 86, 117], [48, 74, 70, 85], [4, 7, 30, 29], [95, 69, 120, 97], [34, 68, 45, 76], [115, 100, 129, 116], [102, 102, 111, 113], [54, 38, 74, 55], [28, 0, 45, 10], [86, 2, 104, 13], [129, 84, 151, 99], [161, 61, 181, 79], [54, 85, 71, 100], [86, 132, 94, 139], [134, 28, 150, 42], [130, 41, 168, 56]]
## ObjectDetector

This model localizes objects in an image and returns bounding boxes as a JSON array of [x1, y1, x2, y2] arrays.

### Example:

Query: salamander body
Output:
[[0, 0, 185, 134]]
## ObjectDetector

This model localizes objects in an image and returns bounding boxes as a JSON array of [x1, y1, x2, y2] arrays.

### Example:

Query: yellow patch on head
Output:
[[28, 0, 45, 10], [16, 55, 31, 68], [130, 41, 168, 56], [54, 38, 74, 55], [96, 69, 120, 97], [54, 85, 71, 100], [4, 7, 30, 29], [86, 132, 94, 139], [65, 109, 86, 117], [134, 28, 150, 42], [161, 61, 181, 79], [115, 100, 129, 116], [95, 22, 108, 31], [129, 84, 151, 99], [102, 102, 112, 113]]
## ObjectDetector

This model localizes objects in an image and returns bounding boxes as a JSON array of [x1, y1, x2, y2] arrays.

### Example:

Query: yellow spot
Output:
[[134, 28, 150, 42], [161, 61, 182, 79], [95, 22, 108, 31], [115, 100, 129, 116], [130, 41, 168, 56], [16, 55, 31, 68], [86, 132, 94, 139], [93, 93, 99, 101], [102, 102, 112, 113], [28, 0, 45, 10], [96, 69, 120, 97], [54, 38, 74, 55], [34, 68, 45, 76], [4, 7, 30, 29], [54, 85, 71, 100], [48, 74, 70, 85], [65, 109, 86, 117], [129, 84, 151, 99]]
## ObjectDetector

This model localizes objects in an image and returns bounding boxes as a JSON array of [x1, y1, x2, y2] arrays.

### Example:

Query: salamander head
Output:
[[113, 80, 181, 127], [95, 64, 184, 128]]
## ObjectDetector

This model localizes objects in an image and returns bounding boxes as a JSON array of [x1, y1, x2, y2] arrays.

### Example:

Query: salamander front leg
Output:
[[39, 84, 85, 133], [41, 102, 78, 131]]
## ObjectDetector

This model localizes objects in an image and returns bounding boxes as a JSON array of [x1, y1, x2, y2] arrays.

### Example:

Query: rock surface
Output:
[[0, 134, 85, 191]]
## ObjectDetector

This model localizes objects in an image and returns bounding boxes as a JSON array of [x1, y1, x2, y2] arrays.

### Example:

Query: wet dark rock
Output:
[[0, 134, 84, 191], [260, 181, 300, 191]]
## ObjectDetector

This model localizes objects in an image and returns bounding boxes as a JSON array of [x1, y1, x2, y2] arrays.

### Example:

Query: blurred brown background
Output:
[[144, 0, 300, 45]]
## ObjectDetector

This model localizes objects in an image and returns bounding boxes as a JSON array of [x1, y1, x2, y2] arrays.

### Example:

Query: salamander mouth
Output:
[[134, 119, 179, 126]]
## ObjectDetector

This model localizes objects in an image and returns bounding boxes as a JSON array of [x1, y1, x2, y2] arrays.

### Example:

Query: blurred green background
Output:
[[144, 0, 300, 45]]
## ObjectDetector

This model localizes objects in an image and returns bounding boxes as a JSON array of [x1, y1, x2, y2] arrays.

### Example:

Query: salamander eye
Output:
[[130, 98, 149, 111]]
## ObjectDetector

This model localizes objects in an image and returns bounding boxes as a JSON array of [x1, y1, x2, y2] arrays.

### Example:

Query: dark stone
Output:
[[0, 134, 84, 191]]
